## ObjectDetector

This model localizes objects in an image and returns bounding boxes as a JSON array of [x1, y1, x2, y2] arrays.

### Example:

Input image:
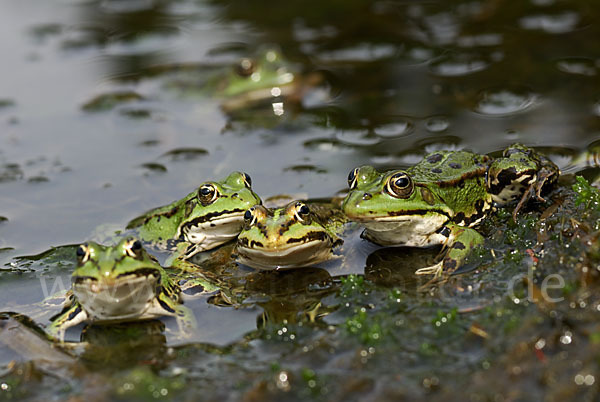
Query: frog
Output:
[[234, 201, 344, 270], [46, 237, 194, 342], [125, 171, 262, 270], [342, 143, 559, 277]]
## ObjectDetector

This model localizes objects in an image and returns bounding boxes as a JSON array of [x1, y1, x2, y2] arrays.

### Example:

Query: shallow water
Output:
[[1, 0, 600, 400]]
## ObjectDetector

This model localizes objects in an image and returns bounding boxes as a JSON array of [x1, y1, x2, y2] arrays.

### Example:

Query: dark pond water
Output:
[[1, 0, 600, 400]]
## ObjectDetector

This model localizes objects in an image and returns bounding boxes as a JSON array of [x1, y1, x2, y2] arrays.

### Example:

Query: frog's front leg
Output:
[[165, 242, 202, 272], [415, 223, 484, 277], [46, 302, 88, 342], [165, 243, 221, 295]]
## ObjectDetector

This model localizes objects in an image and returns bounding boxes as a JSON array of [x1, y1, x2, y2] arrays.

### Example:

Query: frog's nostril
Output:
[[362, 192, 372, 200]]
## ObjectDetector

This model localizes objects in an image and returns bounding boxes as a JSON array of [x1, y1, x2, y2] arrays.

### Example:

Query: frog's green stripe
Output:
[[157, 297, 176, 313]]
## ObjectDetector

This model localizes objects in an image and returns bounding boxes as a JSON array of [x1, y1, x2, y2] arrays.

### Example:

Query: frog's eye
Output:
[[244, 207, 258, 226], [124, 238, 143, 258], [293, 202, 310, 222], [236, 58, 255, 77], [198, 184, 218, 206], [242, 173, 252, 188], [76, 244, 90, 263], [347, 168, 359, 190], [385, 172, 413, 199]]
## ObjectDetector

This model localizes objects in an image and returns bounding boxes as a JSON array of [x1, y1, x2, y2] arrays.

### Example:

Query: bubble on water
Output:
[[556, 58, 596, 76], [519, 12, 580, 34], [425, 116, 449, 133], [474, 87, 537, 116], [335, 130, 380, 146], [374, 120, 413, 138], [429, 53, 490, 77]]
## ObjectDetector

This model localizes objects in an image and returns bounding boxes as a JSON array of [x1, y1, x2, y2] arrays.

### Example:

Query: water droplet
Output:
[[425, 116, 449, 133], [474, 87, 536, 116], [556, 58, 596, 76], [374, 120, 413, 138]]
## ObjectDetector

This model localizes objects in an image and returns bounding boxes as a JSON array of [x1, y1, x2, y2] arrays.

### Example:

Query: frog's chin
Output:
[[235, 240, 334, 271], [360, 214, 448, 247], [72, 273, 162, 321]]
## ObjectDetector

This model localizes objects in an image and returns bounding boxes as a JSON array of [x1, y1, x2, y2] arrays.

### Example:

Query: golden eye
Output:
[[293, 202, 310, 222], [385, 172, 414, 199], [236, 58, 255, 77], [198, 184, 218, 206], [124, 238, 143, 258], [76, 244, 90, 263], [347, 168, 359, 190]]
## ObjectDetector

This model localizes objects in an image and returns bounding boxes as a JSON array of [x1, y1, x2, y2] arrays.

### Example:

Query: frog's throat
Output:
[[72, 271, 165, 321], [360, 214, 449, 247], [236, 239, 335, 270]]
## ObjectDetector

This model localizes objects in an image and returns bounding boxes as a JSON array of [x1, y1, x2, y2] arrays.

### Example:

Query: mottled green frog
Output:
[[126, 171, 262, 268], [342, 144, 559, 277], [46, 238, 194, 341], [235, 201, 344, 270]]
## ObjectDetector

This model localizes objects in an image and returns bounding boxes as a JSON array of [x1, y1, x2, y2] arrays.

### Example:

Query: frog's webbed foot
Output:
[[512, 165, 559, 220], [415, 261, 444, 277], [416, 223, 484, 277]]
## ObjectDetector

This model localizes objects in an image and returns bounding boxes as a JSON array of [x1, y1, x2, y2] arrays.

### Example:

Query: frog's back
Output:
[[408, 150, 490, 184]]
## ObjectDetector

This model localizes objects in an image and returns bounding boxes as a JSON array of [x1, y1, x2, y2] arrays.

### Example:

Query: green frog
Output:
[[342, 144, 559, 277], [126, 171, 262, 269], [46, 238, 194, 342], [234, 201, 344, 270]]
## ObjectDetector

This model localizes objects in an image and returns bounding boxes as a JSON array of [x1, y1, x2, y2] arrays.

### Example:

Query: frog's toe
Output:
[[415, 261, 443, 277]]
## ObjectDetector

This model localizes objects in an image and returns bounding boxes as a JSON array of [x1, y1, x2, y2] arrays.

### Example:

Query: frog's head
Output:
[[219, 50, 296, 99], [71, 238, 165, 320], [176, 171, 262, 250], [342, 165, 453, 224], [235, 201, 340, 270]]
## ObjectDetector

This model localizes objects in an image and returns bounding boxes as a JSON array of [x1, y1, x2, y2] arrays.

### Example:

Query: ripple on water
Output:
[[100, 0, 157, 13], [428, 53, 493, 77], [374, 120, 413, 138], [315, 43, 398, 63], [473, 86, 537, 116], [303, 138, 355, 153], [519, 11, 580, 34], [335, 130, 380, 146], [556, 58, 597, 76]]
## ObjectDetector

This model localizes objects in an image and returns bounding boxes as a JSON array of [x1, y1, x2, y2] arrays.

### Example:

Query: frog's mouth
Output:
[[179, 211, 246, 248], [346, 208, 451, 223], [72, 269, 161, 320], [235, 233, 341, 271]]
